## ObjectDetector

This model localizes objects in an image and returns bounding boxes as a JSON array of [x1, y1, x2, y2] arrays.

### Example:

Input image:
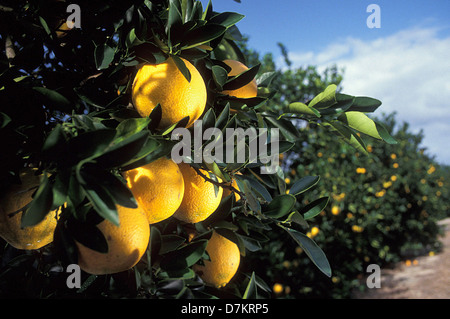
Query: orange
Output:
[[331, 206, 340, 215], [173, 163, 223, 223], [194, 231, 240, 288], [123, 157, 184, 224], [222, 59, 258, 98], [131, 56, 207, 128], [55, 20, 72, 38], [0, 168, 58, 250], [75, 204, 150, 275]]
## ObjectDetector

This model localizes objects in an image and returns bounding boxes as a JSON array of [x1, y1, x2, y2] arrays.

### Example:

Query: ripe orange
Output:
[[75, 204, 150, 275], [173, 163, 223, 223], [222, 59, 258, 98], [331, 205, 340, 215], [131, 56, 207, 128], [193, 231, 240, 288], [0, 169, 58, 250], [123, 157, 184, 224]]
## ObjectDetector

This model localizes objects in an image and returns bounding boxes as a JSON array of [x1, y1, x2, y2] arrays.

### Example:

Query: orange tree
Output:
[[248, 111, 448, 298], [0, 0, 396, 298]]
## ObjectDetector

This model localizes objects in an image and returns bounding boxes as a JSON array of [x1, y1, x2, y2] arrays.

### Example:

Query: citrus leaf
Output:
[[115, 117, 151, 141], [95, 43, 115, 70], [348, 96, 382, 113], [201, 194, 234, 227], [33, 87, 72, 112], [78, 169, 119, 226], [67, 215, 109, 253], [21, 174, 54, 228], [208, 12, 245, 28], [301, 196, 329, 220], [308, 84, 337, 109], [329, 121, 368, 155], [211, 65, 229, 90], [338, 111, 385, 141], [0, 112, 11, 129], [181, 24, 226, 50], [288, 102, 320, 117], [289, 175, 320, 196], [160, 240, 208, 271], [66, 129, 116, 164], [264, 194, 296, 219], [94, 130, 149, 169], [282, 226, 332, 277], [243, 272, 257, 299], [172, 55, 191, 82], [223, 63, 260, 91]]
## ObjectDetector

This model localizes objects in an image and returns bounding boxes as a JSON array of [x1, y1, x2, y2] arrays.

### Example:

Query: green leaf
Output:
[[211, 65, 229, 90], [329, 121, 368, 155], [317, 93, 355, 116], [237, 179, 261, 214], [243, 272, 257, 299], [21, 175, 54, 228], [160, 240, 208, 271], [289, 176, 320, 196], [167, 0, 183, 33], [308, 84, 337, 109], [172, 55, 191, 82], [208, 12, 245, 28], [67, 216, 109, 253], [33, 87, 72, 112], [202, 194, 234, 227], [0, 112, 11, 129], [94, 131, 150, 169], [283, 227, 332, 277], [283, 211, 309, 228], [201, 108, 216, 131], [115, 118, 151, 141], [215, 103, 230, 130], [237, 175, 272, 202], [288, 102, 320, 117], [95, 170, 138, 209], [264, 194, 296, 219], [375, 122, 398, 144], [338, 111, 384, 141], [265, 116, 299, 142], [256, 71, 277, 88], [223, 64, 260, 91], [39, 16, 52, 37], [339, 112, 396, 144], [348, 96, 382, 113], [95, 43, 115, 70], [42, 124, 65, 155], [67, 129, 116, 164], [78, 170, 119, 226], [181, 24, 226, 50], [52, 171, 70, 209], [159, 235, 186, 255], [301, 196, 329, 220]]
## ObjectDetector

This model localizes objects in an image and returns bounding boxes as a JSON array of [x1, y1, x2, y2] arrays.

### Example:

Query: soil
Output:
[[353, 218, 450, 299]]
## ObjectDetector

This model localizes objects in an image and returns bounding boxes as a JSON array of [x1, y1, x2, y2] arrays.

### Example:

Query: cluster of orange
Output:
[[0, 57, 258, 288]]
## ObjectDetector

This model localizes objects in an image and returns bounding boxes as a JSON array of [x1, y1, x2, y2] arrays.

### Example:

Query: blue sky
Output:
[[202, 0, 450, 165]]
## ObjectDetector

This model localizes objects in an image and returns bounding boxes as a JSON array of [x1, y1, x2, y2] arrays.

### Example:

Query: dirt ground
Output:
[[354, 218, 450, 299]]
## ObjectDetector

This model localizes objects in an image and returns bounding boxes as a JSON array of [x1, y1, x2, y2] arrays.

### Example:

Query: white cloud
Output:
[[282, 27, 450, 165]]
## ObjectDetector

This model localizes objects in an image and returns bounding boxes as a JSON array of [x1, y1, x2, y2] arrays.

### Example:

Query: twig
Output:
[[191, 165, 245, 199]]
